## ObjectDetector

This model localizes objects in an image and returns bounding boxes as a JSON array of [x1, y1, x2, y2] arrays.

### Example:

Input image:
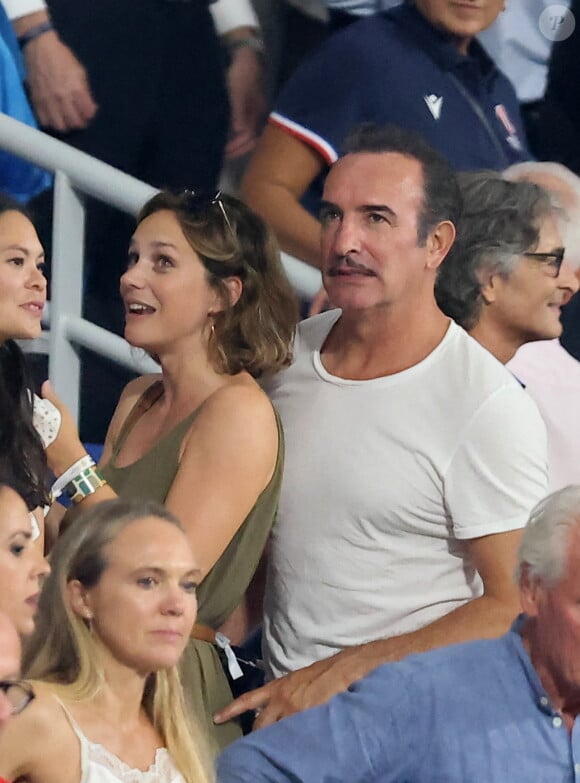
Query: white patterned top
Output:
[[57, 699, 185, 783]]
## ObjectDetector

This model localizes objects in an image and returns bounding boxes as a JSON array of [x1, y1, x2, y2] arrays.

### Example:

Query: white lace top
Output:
[[57, 699, 186, 783]]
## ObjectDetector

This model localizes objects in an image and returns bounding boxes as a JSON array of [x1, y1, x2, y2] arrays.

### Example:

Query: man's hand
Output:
[[23, 31, 97, 132], [224, 45, 266, 160], [214, 648, 363, 730]]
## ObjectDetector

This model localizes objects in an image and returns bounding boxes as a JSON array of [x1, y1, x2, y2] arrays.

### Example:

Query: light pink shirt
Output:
[[508, 340, 580, 490]]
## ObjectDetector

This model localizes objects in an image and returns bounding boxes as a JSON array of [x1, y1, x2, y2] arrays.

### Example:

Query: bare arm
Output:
[[222, 27, 266, 160], [241, 124, 325, 268], [163, 384, 278, 580], [13, 10, 97, 132], [215, 528, 522, 727]]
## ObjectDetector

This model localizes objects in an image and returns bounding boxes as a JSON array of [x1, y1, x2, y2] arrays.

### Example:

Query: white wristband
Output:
[[51, 454, 95, 499]]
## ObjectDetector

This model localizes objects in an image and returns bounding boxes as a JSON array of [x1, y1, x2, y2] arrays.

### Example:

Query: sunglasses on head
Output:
[[181, 189, 235, 240]]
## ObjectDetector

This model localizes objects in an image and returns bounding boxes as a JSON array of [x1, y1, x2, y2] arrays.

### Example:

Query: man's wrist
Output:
[[223, 27, 264, 63], [18, 19, 54, 49], [12, 9, 50, 37]]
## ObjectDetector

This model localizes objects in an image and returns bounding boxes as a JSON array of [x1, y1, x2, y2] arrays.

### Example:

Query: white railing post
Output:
[[49, 172, 85, 424]]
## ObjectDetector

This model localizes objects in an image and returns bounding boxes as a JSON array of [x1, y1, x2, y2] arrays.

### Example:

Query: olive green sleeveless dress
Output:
[[100, 381, 284, 753]]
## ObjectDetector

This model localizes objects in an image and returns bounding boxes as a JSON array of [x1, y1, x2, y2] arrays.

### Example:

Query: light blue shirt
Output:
[[0, 2, 52, 201], [478, 0, 571, 103], [217, 617, 580, 783]]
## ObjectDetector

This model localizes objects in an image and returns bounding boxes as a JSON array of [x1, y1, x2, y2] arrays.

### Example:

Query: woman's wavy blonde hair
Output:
[[138, 190, 298, 378], [24, 498, 213, 783]]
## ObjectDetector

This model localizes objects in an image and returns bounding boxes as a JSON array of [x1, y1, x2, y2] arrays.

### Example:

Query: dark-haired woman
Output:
[[0, 194, 51, 541], [42, 190, 299, 750]]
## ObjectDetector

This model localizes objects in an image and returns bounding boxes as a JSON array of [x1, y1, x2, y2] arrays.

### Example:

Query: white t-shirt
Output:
[[263, 311, 548, 678]]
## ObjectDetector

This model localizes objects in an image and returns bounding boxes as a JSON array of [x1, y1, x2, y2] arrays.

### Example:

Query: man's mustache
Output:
[[326, 255, 376, 276]]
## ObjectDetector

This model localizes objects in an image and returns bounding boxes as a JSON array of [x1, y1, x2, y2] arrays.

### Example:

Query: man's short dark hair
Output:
[[435, 172, 557, 330], [342, 123, 462, 245]]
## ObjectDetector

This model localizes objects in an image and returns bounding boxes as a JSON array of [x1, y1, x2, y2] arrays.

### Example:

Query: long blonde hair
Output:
[[24, 498, 213, 783]]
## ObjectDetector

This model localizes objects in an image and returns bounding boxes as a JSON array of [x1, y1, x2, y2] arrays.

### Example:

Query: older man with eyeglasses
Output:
[[435, 171, 578, 365]]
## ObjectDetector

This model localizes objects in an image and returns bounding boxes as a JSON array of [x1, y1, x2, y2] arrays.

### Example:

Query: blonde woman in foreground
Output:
[[0, 498, 213, 783]]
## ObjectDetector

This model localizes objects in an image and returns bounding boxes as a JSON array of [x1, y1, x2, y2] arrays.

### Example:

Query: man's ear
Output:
[[480, 274, 499, 305], [66, 579, 93, 620], [425, 220, 456, 270], [518, 564, 543, 619]]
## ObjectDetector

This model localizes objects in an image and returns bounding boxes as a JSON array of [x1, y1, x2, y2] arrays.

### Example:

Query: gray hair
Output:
[[435, 171, 558, 329], [504, 161, 580, 271], [516, 485, 580, 586]]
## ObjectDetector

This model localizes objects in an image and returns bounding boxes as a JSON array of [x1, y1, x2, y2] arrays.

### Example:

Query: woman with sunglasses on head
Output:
[[0, 497, 213, 783], [41, 190, 298, 750]]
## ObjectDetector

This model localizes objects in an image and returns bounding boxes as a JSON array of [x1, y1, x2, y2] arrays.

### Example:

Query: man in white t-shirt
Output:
[[215, 123, 548, 730]]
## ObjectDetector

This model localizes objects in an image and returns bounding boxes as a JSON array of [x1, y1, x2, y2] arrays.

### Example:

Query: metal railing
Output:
[[0, 113, 321, 424]]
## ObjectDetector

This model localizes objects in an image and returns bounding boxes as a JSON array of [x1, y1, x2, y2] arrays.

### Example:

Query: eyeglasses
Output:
[[182, 189, 235, 241], [0, 680, 35, 715], [522, 248, 565, 277]]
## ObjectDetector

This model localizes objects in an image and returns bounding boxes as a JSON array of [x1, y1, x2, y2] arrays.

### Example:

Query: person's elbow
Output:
[[240, 154, 284, 221]]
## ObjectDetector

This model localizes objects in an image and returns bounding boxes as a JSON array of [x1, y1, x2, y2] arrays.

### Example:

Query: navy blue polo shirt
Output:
[[270, 3, 530, 173]]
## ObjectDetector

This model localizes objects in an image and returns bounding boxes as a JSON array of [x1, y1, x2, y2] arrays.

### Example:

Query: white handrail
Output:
[[0, 113, 321, 293], [0, 114, 158, 214], [0, 114, 321, 423]]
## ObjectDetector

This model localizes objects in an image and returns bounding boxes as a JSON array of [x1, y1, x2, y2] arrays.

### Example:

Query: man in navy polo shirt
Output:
[[241, 0, 530, 268]]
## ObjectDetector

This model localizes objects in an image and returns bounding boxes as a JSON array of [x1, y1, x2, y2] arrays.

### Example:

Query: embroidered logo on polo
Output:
[[495, 104, 523, 151], [424, 94, 443, 120]]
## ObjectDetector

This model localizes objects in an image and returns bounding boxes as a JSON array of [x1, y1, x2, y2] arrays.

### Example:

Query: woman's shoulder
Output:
[[204, 376, 276, 427], [0, 683, 72, 777], [183, 376, 278, 461], [13, 681, 69, 729]]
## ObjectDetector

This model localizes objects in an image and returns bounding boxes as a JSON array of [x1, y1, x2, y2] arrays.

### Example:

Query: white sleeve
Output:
[[3, 0, 47, 20], [209, 0, 259, 35], [445, 385, 548, 540]]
